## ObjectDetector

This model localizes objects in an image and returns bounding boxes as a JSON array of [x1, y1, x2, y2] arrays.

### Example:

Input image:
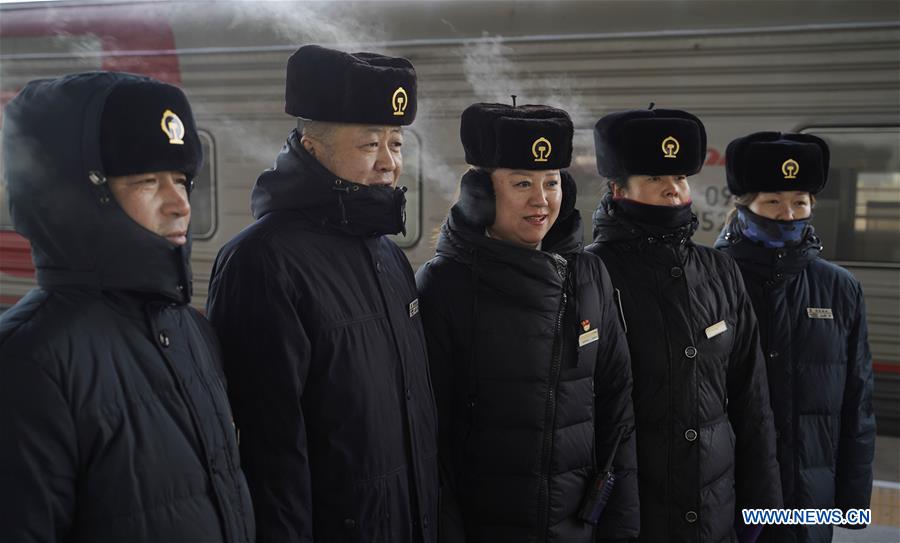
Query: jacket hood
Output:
[[591, 192, 698, 245], [714, 216, 822, 283], [2, 72, 192, 303], [250, 129, 407, 237]]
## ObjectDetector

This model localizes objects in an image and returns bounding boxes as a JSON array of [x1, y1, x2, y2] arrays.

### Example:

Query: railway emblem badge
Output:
[[532, 137, 552, 162], [160, 109, 185, 145], [661, 136, 680, 158], [782, 158, 799, 179], [392, 87, 408, 116]]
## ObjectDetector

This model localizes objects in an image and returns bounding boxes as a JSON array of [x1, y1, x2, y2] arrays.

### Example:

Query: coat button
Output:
[[684, 429, 698, 442], [375, 261, 383, 273], [158, 331, 170, 347], [684, 346, 697, 359], [343, 518, 357, 529], [670, 266, 683, 278], [769, 351, 779, 359], [685, 510, 698, 523], [406, 388, 412, 400]]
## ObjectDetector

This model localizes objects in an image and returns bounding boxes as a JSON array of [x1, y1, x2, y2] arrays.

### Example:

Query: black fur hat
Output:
[[593, 107, 706, 179], [726, 132, 829, 195], [285, 44, 416, 125], [460, 103, 573, 170], [100, 79, 202, 178]]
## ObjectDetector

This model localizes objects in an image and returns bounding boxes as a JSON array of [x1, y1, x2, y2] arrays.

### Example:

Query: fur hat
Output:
[[100, 79, 202, 178], [285, 44, 417, 125], [460, 103, 574, 170], [726, 132, 829, 195], [593, 107, 706, 179]]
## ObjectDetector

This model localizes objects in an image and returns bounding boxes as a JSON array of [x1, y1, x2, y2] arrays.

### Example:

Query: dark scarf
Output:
[[592, 192, 699, 245], [735, 206, 810, 249], [613, 197, 695, 230]]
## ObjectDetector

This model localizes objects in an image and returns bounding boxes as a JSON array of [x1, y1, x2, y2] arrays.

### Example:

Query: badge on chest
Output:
[[579, 319, 600, 347], [705, 320, 728, 339], [806, 307, 833, 319]]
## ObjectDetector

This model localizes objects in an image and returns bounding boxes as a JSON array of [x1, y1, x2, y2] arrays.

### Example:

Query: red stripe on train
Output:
[[0, 231, 34, 279], [873, 362, 900, 375], [0, 5, 181, 84]]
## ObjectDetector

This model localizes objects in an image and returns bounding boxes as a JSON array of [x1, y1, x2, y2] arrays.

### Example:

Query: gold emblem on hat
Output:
[[662, 136, 680, 159], [532, 137, 552, 162], [160, 109, 185, 145], [782, 158, 799, 179], [392, 87, 408, 116]]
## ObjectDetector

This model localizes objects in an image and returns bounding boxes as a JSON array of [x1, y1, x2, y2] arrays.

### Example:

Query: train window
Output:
[[0, 129, 216, 238], [802, 126, 900, 265], [388, 129, 422, 248], [190, 130, 216, 240]]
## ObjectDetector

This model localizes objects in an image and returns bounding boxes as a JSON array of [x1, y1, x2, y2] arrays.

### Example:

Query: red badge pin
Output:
[[581, 319, 591, 332]]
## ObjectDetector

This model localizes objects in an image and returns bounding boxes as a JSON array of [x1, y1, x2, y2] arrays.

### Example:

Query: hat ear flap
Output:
[[453, 168, 496, 227], [558, 170, 577, 220]]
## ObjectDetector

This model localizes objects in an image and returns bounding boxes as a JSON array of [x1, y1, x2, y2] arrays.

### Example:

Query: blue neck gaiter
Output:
[[736, 206, 810, 248]]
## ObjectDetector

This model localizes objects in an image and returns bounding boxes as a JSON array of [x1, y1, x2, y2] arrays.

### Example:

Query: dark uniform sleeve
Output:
[[0, 358, 77, 542], [593, 262, 640, 542], [725, 260, 783, 512], [415, 260, 467, 543], [834, 280, 876, 525], [207, 242, 314, 543]]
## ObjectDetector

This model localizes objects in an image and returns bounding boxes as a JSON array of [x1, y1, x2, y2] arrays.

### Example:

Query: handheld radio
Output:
[[578, 425, 625, 525]]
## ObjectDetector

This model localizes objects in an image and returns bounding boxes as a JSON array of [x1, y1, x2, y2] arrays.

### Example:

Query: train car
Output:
[[1, 0, 898, 444]]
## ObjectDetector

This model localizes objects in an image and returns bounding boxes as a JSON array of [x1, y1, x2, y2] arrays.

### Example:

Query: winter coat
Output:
[[585, 194, 783, 543], [415, 171, 639, 543], [0, 72, 254, 543], [716, 220, 875, 543], [207, 130, 439, 543]]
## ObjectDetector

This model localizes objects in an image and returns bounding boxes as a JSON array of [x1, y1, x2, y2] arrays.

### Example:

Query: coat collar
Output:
[[250, 130, 407, 238], [715, 218, 822, 284], [591, 192, 698, 249]]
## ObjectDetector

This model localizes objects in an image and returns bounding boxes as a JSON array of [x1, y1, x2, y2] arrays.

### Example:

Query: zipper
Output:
[[537, 255, 568, 539]]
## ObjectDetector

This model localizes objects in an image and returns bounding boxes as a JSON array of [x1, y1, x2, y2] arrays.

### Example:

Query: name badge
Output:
[[807, 307, 833, 319], [409, 298, 419, 318], [579, 328, 599, 347], [705, 320, 728, 339]]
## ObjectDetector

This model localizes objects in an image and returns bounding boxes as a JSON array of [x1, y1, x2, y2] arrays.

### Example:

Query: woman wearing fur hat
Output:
[[416, 103, 639, 542], [715, 132, 875, 543], [586, 108, 783, 543]]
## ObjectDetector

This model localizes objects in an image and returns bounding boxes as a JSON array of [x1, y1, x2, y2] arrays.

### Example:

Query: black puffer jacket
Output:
[[416, 171, 639, 543], [0, 72, 254, 542], [207, 130, 439, 543], [586, 195, 782, 543], [716, 220, 876, 543]]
